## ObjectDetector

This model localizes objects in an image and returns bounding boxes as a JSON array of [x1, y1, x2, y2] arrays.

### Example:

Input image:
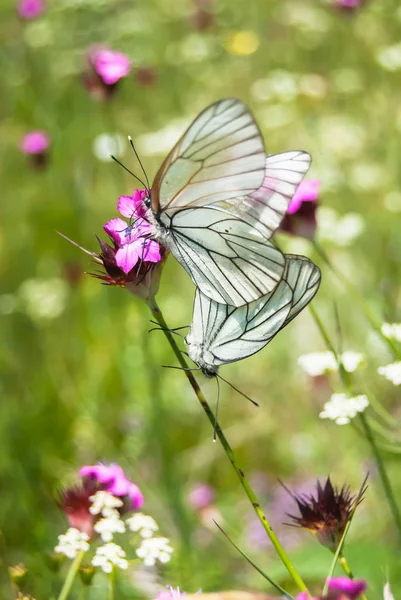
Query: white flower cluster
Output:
[[92, 543, 128, 573], [298, 351, 364, 377], [94, 514, 126, 542], [126, 513, 159, 538], [89, 490, 123, 517], [319, 393, 369, 425], [55, 528, 90, 559], [381, 323, 401, 342], [378, 362, 401, 386], [136, 536, 173, 567]]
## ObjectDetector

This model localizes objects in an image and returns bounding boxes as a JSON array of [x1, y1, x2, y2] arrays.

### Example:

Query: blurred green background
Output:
[[2, 0, 401, 598]]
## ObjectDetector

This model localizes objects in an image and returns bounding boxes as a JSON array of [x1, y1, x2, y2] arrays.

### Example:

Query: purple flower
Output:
[[155, 587, 185, 600], [295, 594, 318, 600], [103, 190, 160, 274], [281, 179, 320, 239], [92, 48, 131, 85], [17, 0, 45, 19], [328, 577, 367, 599], [188, 483, 215, 510], [20, 131, 50, 154], [79, 463, 144, 510]]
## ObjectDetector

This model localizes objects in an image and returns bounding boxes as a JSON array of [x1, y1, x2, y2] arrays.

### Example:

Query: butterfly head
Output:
[[186, 331, 218, 378]]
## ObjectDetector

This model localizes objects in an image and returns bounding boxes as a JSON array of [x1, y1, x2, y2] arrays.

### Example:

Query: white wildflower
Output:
[[319, 393, 369, 425], [378, 362, 401, 385], [92, 543, 128, 573], [89, 491, 123, 517], [298, 351, 364, 377], [381, 323, 401, 343], [94, 515, 126, 542], [126, 513, 159, 538], [136, 537, 173, 567], [55, 528, 90, 559]]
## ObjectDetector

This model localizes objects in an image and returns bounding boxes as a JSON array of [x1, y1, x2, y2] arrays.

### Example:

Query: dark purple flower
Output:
[[336, 0, 365, 10], [58, 479, 98, 538], [285, 476, 367, 552], [17, 0, 45, 19], [328, 577, 367, 599], [79, 463, 144, 510], [281, 179, 319, 239]]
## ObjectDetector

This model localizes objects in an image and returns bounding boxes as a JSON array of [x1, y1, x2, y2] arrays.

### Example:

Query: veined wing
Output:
[[282, 254, 321, 323], [165, 206, 286, 306], [151, 98, 266, 213], [210, 151, 312, 237]]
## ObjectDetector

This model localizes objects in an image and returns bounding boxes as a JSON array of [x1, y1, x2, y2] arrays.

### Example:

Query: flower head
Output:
[[55, 528, 90, 559], [80, 463, 144, 510], [286, 477, 367, 552], [155, 587, 185, 600], [298, 351, 364, 377], [281, 180, 320, 239], [136, 537, 173, 566], [20, 131, 50, 154], [335, 0, 365, 11], [381, 323, 401, 342], [58, 479, 99, 537], [83, 46, 131, 100], [328, 577, 367, 599], [18, 0, 45, 19], [320, 393, 369, 425], [378, 362, 401, 385], [94, 514, 126, 542], [126, 513, 159, 538], [92, 543, 128, 573]]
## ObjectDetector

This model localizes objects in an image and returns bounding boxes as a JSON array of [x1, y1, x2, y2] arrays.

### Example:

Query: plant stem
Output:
[[358, 412, 401, 546], [56, 551, 85, 600], [109, 567, 115, 600], [338, 554, 368, 600], [147, 297, 308, 594]]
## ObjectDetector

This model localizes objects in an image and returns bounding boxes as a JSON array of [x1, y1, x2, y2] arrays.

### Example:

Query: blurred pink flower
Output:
[[281, 179, 320, 239], [336, 0, 362, 6], [17, 0, 45, 19], [155, 587, 185, 600], [20, 131, 50, 154], [79, 463, 144, 509], [104, 190, 160, 274], [58, 479, 98, 538], [328, 577, 367, 599], [92, 49, 131, 85], [188, 483, 215, 510]]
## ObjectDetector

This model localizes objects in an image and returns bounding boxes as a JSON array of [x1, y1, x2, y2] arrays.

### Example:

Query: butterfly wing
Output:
[[282, 254, 321, 324]]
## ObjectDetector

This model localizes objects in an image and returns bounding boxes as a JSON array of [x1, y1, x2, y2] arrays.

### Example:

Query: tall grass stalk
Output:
[[56, 550, 85, 600], [147, 297, 308, 594]]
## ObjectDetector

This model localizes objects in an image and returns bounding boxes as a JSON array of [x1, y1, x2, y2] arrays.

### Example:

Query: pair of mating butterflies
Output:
[[140, 98, 320, 377]]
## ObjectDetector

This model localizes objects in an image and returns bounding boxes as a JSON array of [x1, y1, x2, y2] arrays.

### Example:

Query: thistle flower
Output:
[[20, 131, 50, 169], [17, 0, 45, 19], [281, 180, 319, 239], [82, 46, 131, 101], [285, 477, 367, 552], [80, 463, 144, 510], [60, 189, 166, 302]]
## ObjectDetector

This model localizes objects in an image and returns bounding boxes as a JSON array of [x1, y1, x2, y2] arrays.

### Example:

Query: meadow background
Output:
[[2, 0, 401, 597]]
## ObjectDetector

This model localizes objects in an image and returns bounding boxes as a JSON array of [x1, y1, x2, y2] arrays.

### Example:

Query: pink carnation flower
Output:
[[92, 49, 131, 85], [20, 131, 50, 154], [79, 463, 144, 510], [288, 179, 320, 214], [328, 577, 367, 599], [104, 189, 160, 274], [17, 0, 45, 19], [281, 179, 320, 239]]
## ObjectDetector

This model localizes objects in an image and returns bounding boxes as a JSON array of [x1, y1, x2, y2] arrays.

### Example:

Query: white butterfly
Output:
[[145, 98, 311, 307], [185, 255, 321, 377]]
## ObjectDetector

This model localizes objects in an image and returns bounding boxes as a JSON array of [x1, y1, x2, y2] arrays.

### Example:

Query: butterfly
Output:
[[185, 255, 321, 377], [144, 98, 312, 307]]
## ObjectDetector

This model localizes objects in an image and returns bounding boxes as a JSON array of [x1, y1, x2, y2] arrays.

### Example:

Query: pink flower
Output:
[[92, 49, 131, 85], [20, 131, 50, 154], [58, 479, 98, 537], [295, 594, 318, 600], [104, 190, 160, 274], [328, 577, 367, 599], [17, 0, 45, 19], [188, 483, 215, 510], [79, 463, 144, 510], [336, 0, 362, 6], [155, 587, 185, 600], [281, 179, 320, 239]]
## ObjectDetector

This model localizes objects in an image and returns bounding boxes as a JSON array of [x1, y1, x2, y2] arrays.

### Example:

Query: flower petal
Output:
[[117, 196, 137, 219], [104, 218, 127, 244], [115, 242, 141, 273], [142, 239, 161, 263]]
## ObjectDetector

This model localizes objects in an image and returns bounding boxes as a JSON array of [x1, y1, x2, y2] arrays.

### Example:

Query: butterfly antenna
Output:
[[111, 155, 148, 190], [161, 365, 201, 371], [216, 374, 259, 407], [128, 136, 150, 191], [213, 377, 221, 442]]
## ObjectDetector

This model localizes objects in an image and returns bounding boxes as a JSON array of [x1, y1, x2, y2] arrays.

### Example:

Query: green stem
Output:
[[147, 297, 308, 594], [358, 412, 401, 546], [56, 551, 85, 600], [109, 567, 115, 600], [338, 554, 368, 600]]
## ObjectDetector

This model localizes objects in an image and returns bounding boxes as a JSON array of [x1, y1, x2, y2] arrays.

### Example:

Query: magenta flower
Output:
[[79, 463, 144, 510], [155, 587, 185, 600], [93, 49, 131, 85], [188, 483, 215, 510], [103, 190, 160, 274], [281, 179, 320, 239], [328, 577, 367, 599], [20, 131, 50, 154], [336, 0, 363, 7], [17, 0, 45, 19]]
